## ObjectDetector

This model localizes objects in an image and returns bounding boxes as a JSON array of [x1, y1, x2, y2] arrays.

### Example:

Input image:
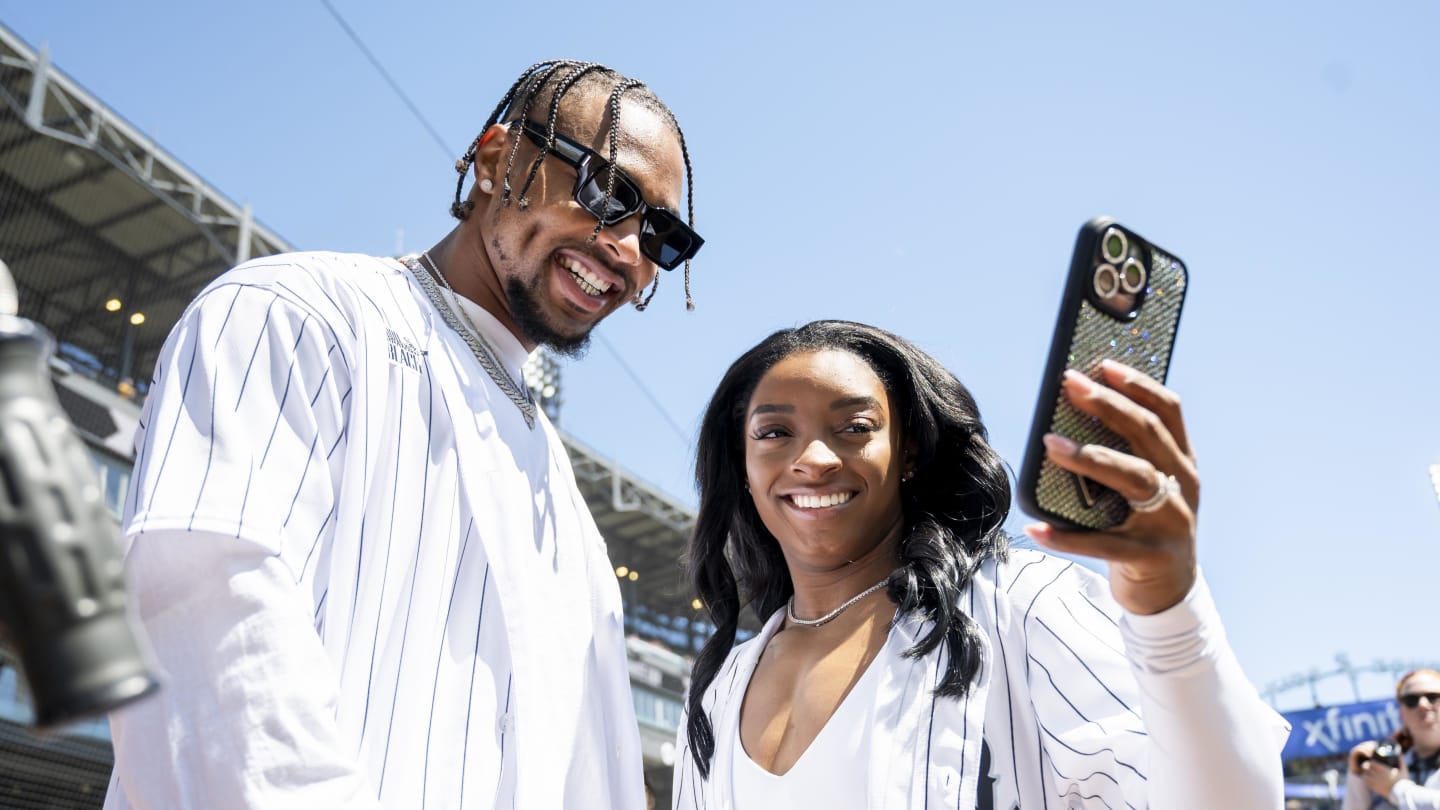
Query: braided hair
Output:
[[684, 320, 1012, 779], [452, 60, 697, 311]]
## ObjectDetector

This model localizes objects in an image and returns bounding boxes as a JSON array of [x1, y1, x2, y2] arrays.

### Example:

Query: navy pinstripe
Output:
[[232, 293, 279, 411], [358, 369, 406, 745], [1033, 617, 1135, 714], [376, 364, 436, 797], [139, 314, 202, 526], [187, 307, 221, 531], [258, 315, 313, 467], [421, 516, 473, 810], [458, 564, 493, 809]]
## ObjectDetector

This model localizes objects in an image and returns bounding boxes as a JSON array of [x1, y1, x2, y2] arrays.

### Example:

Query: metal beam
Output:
[[0, 30, 292, 266]]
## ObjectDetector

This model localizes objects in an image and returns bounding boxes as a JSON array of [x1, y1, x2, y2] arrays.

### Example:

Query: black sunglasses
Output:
[[519, 121, 703, 270], [1400, 692, 1440, 709]]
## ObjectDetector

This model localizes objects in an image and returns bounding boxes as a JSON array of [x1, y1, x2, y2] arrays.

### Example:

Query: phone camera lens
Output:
[[1120, 257, 1147, 293], [1093, 264, 1120, 299], [1101, 227, 1128, 264]]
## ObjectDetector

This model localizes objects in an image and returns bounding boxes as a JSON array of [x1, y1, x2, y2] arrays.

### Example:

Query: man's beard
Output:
[[505, 275, 593, 358]]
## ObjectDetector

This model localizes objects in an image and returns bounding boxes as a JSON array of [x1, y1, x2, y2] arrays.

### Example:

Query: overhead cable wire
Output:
[[318, 0, 452, 159], [598, 334, 692, 446]]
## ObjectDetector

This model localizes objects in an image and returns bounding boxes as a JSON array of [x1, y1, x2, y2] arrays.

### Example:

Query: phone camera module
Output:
[[1093, 264, 1120, 299], [1119, 257, 1147, 293], [1101, 227, 1128, 264]]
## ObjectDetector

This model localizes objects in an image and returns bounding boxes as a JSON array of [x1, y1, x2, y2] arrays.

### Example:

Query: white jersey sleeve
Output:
[[1000, 554, 1286, 809], [107, 279, 381, 808], [125, 279, 350, 544], [106, 528, 383, 810], [1118, 574, 1289, 808]]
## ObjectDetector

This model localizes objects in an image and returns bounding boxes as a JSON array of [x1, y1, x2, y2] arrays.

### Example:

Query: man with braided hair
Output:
[[104, 60, 703, 809]]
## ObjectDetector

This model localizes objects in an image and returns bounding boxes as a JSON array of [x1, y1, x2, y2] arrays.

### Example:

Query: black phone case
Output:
[[1016, 217, 1189, 531]]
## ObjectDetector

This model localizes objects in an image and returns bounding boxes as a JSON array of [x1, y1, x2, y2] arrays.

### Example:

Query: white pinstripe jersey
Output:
[[106, 252, 643, 809], [674, 549, 1289, 810]]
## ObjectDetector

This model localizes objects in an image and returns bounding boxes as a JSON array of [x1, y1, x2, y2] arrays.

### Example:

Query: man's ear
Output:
[[471, 122, 512, 195]]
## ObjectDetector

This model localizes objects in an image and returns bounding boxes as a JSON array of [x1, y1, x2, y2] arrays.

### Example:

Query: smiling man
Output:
[[105, 61, 702, 810]]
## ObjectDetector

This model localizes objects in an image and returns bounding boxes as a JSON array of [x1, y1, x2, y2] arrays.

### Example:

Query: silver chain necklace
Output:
[[404, 252, 537, 429], [786, 578, 890, 628]]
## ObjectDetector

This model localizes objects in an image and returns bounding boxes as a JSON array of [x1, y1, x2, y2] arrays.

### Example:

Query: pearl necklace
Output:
[[405, 252, 537, 429], [786, 578, 891, 628]]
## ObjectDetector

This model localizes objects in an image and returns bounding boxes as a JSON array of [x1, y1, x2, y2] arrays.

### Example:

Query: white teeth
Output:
[[791, 492, 853, 509], [562, 257, 611, 296]]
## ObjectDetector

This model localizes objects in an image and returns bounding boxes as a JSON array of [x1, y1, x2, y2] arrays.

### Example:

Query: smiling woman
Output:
[[742, 349, 910, 584], [673, 319, 1289, 810]]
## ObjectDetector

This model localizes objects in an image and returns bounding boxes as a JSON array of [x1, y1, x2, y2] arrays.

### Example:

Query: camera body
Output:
[[1371, 739, 1404, 768], [1364, 739, 1405, 769], [0, 313, 159, 727]]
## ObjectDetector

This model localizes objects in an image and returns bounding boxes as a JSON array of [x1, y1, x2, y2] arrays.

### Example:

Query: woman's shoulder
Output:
[[982, 547, 1113, 614]]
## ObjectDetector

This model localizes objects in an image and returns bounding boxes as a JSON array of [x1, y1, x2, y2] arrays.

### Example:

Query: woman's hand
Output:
[[1024, 359, 1200, 615]]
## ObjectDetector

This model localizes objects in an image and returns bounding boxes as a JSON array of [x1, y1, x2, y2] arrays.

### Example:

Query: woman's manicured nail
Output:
[[1043, 433, 1079, 455], [1063, 369, 1093, 391]]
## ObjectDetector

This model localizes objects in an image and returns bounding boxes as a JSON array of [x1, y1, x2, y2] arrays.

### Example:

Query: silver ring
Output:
[[1128, 471, 1178, 513]]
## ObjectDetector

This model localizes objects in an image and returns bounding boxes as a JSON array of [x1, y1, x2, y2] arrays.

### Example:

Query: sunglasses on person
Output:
[[519, 121, 703, 270], [1400, 692, 1440, 709]]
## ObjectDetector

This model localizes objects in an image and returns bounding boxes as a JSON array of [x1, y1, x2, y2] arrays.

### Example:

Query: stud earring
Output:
[[479, 178, 494, 193], [902, 469, 915, 482]]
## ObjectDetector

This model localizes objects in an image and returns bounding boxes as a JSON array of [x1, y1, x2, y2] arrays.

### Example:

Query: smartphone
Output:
[[1016, 217, 1189, 531]]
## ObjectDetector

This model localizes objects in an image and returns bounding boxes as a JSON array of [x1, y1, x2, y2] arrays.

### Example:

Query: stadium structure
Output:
[[1264, 656, 1440, 808], [0, 22, 700, 808]]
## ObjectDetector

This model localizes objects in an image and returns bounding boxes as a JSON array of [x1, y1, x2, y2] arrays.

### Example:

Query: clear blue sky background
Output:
[[4, 1, 1436, 709]]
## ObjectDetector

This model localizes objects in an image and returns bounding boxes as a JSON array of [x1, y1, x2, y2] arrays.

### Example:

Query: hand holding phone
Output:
[[1017, 217, 1201, 615], [1017, 217, 1188, 531]]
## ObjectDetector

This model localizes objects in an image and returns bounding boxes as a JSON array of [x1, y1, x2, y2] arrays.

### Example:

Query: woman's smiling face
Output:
[[743, 349, 909, 574]]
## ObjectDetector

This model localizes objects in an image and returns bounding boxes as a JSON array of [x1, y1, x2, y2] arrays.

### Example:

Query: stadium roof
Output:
[[0, 21, 703, 642], [0, 24, 291, 389], [565, 433, 704, 636]]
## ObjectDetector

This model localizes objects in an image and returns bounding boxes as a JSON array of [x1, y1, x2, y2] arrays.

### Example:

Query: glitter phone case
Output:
[[1017, 217, 1188, 531]]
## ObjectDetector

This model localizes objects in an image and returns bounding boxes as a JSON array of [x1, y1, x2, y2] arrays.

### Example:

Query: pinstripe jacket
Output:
[[108, 252, 643, 809], [673, 549, 1288, 810]]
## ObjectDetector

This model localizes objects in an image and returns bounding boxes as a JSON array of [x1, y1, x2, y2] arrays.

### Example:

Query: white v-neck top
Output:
[[732, 645, 885, 809]]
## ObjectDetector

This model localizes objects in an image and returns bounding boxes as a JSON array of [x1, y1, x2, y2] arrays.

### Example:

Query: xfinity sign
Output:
[[1282, 699, 1402, 760]]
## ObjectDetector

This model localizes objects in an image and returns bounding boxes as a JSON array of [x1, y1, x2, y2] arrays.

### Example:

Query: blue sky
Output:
[[4, 1, 1436, 708]]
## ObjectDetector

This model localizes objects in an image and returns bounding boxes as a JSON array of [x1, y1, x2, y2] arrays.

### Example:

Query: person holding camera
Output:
[[1345, 669, 1440, 809]]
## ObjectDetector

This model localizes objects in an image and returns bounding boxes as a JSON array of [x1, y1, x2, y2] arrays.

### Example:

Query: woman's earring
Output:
[[901, 469, 915, 482], [479, 178, 494, 193]]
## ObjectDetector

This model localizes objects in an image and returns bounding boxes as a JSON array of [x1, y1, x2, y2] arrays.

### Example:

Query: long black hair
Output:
[[685, 320, 1011, 778]]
